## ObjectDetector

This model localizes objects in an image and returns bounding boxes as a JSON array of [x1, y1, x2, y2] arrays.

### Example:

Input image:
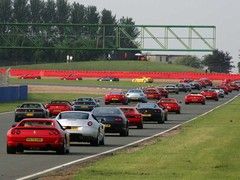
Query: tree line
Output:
[[0, 0, 139, 66]]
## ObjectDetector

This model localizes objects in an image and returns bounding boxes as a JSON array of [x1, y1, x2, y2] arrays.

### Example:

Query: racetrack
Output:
[[0, 90, 239, 180]]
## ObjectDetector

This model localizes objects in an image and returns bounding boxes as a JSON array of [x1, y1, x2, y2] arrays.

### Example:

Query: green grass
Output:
[[9, 78, 165, 88], [75, 97, 240, 179], [0, 93, 100, 113], [6, 60, 201, 72]]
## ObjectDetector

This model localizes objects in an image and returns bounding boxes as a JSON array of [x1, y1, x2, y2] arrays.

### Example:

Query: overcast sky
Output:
[[70, 0, 240, 72]]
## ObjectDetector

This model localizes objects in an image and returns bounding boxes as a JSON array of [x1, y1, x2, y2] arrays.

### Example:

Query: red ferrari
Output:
[[155, 87, 169, 98], [143, 88, 162, 100], [157, 98, 181, 114], [7, 118, 70, 154], [18, 74, 41, 79], [179, 79, 193, 83], [60, 74, 82, 80], [185, 92, 206, 105], [104, 91, 128, 105], [200, 89, 219, 101], [45, 100, 73, 117], [119, 107, 143, 129]]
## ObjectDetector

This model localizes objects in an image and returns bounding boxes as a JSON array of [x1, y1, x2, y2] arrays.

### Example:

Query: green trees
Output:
[[175, 56, 202, 68], [202, 50, 234, 73], [0, 0, 139, 65]]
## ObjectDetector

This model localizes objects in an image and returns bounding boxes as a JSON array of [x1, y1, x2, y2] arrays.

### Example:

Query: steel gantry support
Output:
[[0, 23, 216, 52]]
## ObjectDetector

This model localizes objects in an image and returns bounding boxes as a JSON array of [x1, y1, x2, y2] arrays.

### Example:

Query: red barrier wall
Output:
[[9, 69, 240, 80]]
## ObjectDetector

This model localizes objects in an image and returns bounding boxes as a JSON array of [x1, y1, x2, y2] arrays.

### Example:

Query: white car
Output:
[[55, 111, 105, 146], [125, 89, 147, 102]]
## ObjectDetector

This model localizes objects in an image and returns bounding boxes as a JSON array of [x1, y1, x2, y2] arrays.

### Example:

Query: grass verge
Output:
[[74, 97, 240, 179], [5, 60, 201, 72], [0, 93, 100, 113]]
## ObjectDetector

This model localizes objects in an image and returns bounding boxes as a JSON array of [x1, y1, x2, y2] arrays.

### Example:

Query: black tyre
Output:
[[56, 139, 67, 154], [99, 136, 105, 145], [185, 102, 189, 105], [120, 127, 129, 136], [176, 110, 180, 114], [176, 91, 179, 94], [137, 123, 143, 129], [7, 146, 16, 154], [105, 102, 110, 105], [215, 98, 219, 101], [122, 100, 128, 105], [202, 101, 206, 105]]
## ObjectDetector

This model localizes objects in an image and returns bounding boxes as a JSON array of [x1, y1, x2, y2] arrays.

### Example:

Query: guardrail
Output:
[[6, 69, 240, 80]]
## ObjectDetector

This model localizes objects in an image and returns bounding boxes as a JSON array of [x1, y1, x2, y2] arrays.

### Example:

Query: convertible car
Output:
[[157, 98, 181, 114], [200, 89, 219, 101], [132, 77, 153, 83], [97, 77, 119, 81], [46, 100, 73, 117], [185, 92, 206, 105], [18, 74, 41, 79], [119, 107, 143, 129], [56, 111, 105, 145], [73, 97, 100, 111], [92, 107, 129, 136], [15, 102, 49, 122], [104, 91, 128, 105], [7, 118, 70, 154], [143, 88, 162, 100], [60, 74, 82, 80], [136, 102, 167, 124]]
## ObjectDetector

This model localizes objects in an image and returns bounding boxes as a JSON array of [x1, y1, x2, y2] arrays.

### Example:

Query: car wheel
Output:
[[120, 127, 129, 136], [176, 110, 180, 114], [7, 146, 16, 154], [122, 100, 128, 105], [99, 136, 105, 145], [105, 102, 110, 105], [215, 98, 219, 101], [90, 131, 100, 146], [137, 123, 143, 129], [56, 138, 67, 154], [185, 102, 189, 105], [176, 91, 179, 94], [202, 101, 206, 105], [157, 117, 164, 124]]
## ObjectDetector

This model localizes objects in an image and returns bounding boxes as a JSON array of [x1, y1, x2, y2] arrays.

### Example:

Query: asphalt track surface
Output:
[[0, 90, 239, 180]]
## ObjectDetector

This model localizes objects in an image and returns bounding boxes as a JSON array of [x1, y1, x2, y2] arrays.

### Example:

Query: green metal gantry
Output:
[[0, 23, 216, 52]]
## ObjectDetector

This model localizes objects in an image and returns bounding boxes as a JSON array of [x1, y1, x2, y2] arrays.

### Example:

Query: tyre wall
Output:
[[0, 85, 28, 102]]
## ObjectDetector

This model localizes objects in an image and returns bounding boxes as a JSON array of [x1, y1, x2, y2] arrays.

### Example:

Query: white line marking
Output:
[[0, 111, 12, 115], [17, 93, 239, 180]]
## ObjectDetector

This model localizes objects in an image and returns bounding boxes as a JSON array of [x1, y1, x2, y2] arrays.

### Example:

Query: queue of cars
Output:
[[8, 77, 240, 154]]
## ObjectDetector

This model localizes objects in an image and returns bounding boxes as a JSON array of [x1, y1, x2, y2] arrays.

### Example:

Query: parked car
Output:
[[200, 89, 219, 101], [157, 98, 181, 114], [56, 111, 105, 145], [73, 97, 100, 111], [125, 89, 148, 102], [136, 102, 167, 124], [92, 107, 129, 136], [184, 92, 206, 105], [60, 74, 82, 80], [6, 118, 70, 154], [155, 87, 169, 98], [18, 74, 41, 79], [14, 102, 49, 122], [45, 100, 73, 117], [104, 91, 128, 105], [143, 87, 162, 100], [132, 77, 153, 83], [119, 107, 143, 129], [164, 84, 179, 94], [97, 77, 119, 81], [176, 83, 191, 92]]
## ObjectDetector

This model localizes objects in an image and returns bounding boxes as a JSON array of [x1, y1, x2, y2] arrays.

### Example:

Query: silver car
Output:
[[55, 111, 105, 146], [125, 89, 147, 102]]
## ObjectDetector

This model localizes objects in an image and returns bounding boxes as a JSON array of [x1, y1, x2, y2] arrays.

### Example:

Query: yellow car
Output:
[[132, 77, 153, 83]]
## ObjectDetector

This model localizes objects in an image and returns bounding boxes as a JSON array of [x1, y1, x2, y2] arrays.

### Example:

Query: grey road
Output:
[[0, 90, 239, 180]]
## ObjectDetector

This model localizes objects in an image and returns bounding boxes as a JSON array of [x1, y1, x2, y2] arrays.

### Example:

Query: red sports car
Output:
[[179, 79, 193, 83], [45, 100, 73, 117], [119, 107, 143, 129], [200, 89, 219, 101], [216, 85, 230, 94], [143, 88, 162, 100], [228, 82, 240, 91], [157, 98, 181, 114], [7, 118, 70, 154], [18, 74, 41, 79], [199, 78, 213, 86], [104, 91, 128, 105], [60, 74, 82, 80], [156, 87, 169, 98], [185, 92, 206, 105]]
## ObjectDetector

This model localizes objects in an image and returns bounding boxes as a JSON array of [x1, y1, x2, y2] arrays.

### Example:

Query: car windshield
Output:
[[19, 121, 54, 127], [20, 104, 41, 108], [110, 92, 122, 95], [59, 112, 89, 119], [137, 103, 158, 109], [76, 98, 93, 101], [93, 108, 121, 115], [74, 101, 95, 105], [128, 89, 142, 93]]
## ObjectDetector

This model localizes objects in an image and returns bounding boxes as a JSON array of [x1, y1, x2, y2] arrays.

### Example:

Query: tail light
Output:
[[16, 109, 25, 112], [49, 129, 59, 135], [115, 117, 123, 122], [11, 129, 21, 135], [87, 121, 93, 126], [34, 109, 43, 112]]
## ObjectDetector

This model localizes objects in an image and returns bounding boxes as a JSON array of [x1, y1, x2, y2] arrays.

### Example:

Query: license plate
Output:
[[206, 96, 211, 98], [105, 124, 111, 128], [111, 98, 118, 100], [142, 114, 151, 117], [26, 113, 34, 116], [71, 127, 80, 130], [81, 105, 88, 108], [26, 138, 43, 142]]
